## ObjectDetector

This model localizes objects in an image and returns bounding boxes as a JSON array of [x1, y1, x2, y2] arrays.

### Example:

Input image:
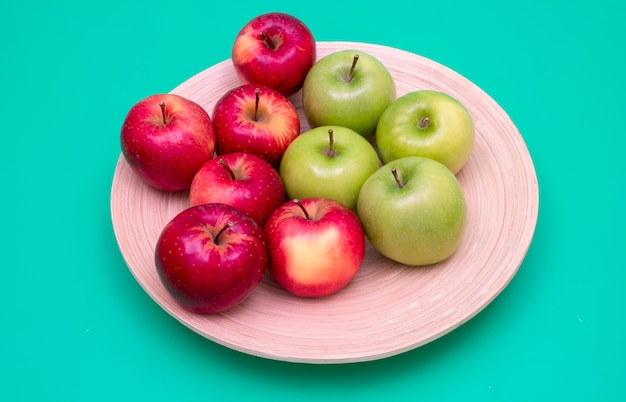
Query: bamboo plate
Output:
[[110, 41, 539, 364]]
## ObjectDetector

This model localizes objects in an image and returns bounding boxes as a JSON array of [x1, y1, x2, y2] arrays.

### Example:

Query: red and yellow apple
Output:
[[232, 12, 316, 97], [189, 152, 286, 225], [263, 198, 365, 297], [212, 83, 300, 167]]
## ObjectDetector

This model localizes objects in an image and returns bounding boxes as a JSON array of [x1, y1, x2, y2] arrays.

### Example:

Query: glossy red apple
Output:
[[263, 198, 365, 297], [155, 203, 267, 314], [189, 152, 286, 225], [231, 12, 316, 96], [212, 84, 300, 167], [120, 93, 216, 191]]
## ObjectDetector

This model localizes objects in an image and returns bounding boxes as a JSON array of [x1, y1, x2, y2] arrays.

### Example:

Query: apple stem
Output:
[[325, 129, 338, 157], [293, 199, 312, 220], [391, 167, 404, 188], [159, 102, 167, 125], [254, 88, 260, 121], [260, 31, 276, 50], [218, 158, 236, 180], [214, 221, 234, 244], [419, 116, 430, 129], [348, 54, 360, 82]]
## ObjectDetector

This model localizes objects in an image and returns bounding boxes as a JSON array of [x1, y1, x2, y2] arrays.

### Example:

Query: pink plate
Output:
[[110, 42, 539, 363]]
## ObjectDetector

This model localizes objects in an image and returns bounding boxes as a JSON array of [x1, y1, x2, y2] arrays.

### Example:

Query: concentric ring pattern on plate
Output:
[[110, 41, 539, 363]]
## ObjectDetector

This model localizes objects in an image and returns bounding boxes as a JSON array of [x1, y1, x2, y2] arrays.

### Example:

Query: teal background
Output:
[[2, 0, 625, 400]]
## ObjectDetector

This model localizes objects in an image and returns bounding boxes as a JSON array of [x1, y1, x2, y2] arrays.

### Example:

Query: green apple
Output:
[[279, 125, 380, 211], [376, 90, 474, 174], [357, 156, 467, 266], [302, 50, 396, 138]]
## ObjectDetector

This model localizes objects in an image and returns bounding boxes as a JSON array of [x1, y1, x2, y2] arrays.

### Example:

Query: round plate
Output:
[[110, 41, 539, 363]]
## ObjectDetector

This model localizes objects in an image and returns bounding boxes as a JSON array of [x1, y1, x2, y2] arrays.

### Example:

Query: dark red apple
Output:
[[155, 203, 267, 313]]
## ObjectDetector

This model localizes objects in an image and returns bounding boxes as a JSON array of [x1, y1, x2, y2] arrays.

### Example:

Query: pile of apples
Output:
[[120, 12, 475, 314]]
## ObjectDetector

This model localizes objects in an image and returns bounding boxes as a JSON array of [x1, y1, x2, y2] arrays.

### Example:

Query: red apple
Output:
[[120, 93, 216, 191], [189, 152, 286, 225], [155, 203, 267, 314], [231, 12, 316, 96], [263, 198, 365, 297], [212, 83, 300, 167]]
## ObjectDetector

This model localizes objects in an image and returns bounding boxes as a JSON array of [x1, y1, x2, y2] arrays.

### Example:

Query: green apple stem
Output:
[[214, 221, 234, 244], [325, 129, 338, 157], [293, 199, 312, 220], [347, 54, 360, 82], [391, 167, 404, 188], [260, 31, 276, 49], [419, 116, 430, 129], [254, 88, 260, 121], [159, 102, 167, 125], [219, 158, 236, 180]]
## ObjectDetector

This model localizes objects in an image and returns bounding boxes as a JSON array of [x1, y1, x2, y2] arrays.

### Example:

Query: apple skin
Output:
[[357, 156, 467, 266], [120, 93, 216, 191], [189, 152, 286, 225], [301, 49, 396, 138], [155, 203, 267, 314], [232, 12, 316, 97], [264, 198, 366, 298], [376, 90, 474, 174], [279, 125, 380, 211], [212, 83, 300, 167]]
